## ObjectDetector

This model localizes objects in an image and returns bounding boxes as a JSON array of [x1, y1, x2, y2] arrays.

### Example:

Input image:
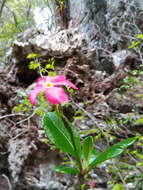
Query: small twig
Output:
[[96, 47, 112, 56], [0, 113, 25, 120], [15, 111, 36, 125], [0, 151, 8, 155], [12, 130, 28, 140], [71, 98, 104, 133], [39, 65, 43, 77], [2, 174, 12, 190]]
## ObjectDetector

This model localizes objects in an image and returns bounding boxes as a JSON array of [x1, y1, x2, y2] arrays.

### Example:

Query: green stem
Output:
[[76, 173, 86, 190]]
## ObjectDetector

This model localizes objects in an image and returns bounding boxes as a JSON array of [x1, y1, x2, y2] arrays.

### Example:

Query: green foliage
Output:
[[27, 53, 38, 59], [0, 0, 53, 60], [120, 75, 139, 92], [120, 65, 143, 93], [66, 86, 74, 94], [27, 53, 41, 70], [13, 90, 33, 114], [13, 89, 50, 117], [82, 136, 93, 169], [134, 117, 143, 125], [54, 165, 79, 174], [73, 110, 84, 120], [0, 0, 35, 59], [128, 34, 143, 49], [26, 53, 57, 76], [43, 112, 77, 157], [112, 184, 124, 190], [88, 138, 136, 170], [64, 118, 82, 168], [43, 112, 136, 178], [29, 61, 41, 70]]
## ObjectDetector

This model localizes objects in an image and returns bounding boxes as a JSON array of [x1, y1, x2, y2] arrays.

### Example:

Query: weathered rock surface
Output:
[[1, 0, 143, 190], [10, 0, 142, 74]]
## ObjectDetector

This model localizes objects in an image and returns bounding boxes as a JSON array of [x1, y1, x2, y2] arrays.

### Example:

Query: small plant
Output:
[[120, 67, 143, 93], [27, 53, 57, 76], [13, 54, 77, 121], [13, 89, 50, 117], [20, 73, 136, 189], [42, 111, 136, 189], [18, 52, 137, 188]]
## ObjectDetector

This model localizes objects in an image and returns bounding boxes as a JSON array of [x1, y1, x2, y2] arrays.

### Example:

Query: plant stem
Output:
[[75, 173, 86, 190]]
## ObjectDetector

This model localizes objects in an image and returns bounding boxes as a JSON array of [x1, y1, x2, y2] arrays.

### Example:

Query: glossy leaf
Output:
[[135, 117, 143, 125], [64, 118, 82, 169], [43, 112, 76, 157], [89, 138, 136, 169], [82, 136, 93, 166], [54, 165, 79, 174], [137, 34, 143, 39], [112, 184, 123, 190], [89, 149, 99, 165], [65, 119, 82, 155]]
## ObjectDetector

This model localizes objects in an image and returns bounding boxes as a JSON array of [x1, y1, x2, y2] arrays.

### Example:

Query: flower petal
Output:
[[54, 79, 78, 89], [35, 75, 78, 89], [51, 75, 66, 82], [29, 87, 46, 105], [45, 87, 68, 104], [49, 75, 78, 89], [36, 77, 46, 87]]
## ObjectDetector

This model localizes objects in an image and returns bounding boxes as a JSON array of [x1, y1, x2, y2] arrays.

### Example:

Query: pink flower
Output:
[[88, 180, 96, 188], [29, 75, 78, 105]]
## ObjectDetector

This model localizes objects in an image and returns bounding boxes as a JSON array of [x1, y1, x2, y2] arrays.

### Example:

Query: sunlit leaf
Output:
[[89, 138, 136, 169], [43, 112, 76, 157], [82, 136, 93, 167], [112, 184, 124, 190], [54, 165, 79, 174]]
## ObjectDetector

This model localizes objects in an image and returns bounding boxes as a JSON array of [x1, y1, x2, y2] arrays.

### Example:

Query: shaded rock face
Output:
[[69, 0, 107, 48], [69, 0, 141, 49], [106, 0, 139, 48]]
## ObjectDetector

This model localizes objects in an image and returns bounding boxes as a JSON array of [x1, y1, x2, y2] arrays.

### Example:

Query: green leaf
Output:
[[128, 41, 140, 48], [135, 117, 143, 125], [64, 119, 82, 169], [89, 149, 99, 165], [89, 138, 136, 169], [112, 184, 124, 190], [48, 71, 57, 76], [45, 63, 54, 70], [64, 120, 82, 155], [27, 53, 38, 59], [137, 34, 143, 39], [82, 136, 93, 167], [54, 165, 79, 174], [43, 112, 76, 157]]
